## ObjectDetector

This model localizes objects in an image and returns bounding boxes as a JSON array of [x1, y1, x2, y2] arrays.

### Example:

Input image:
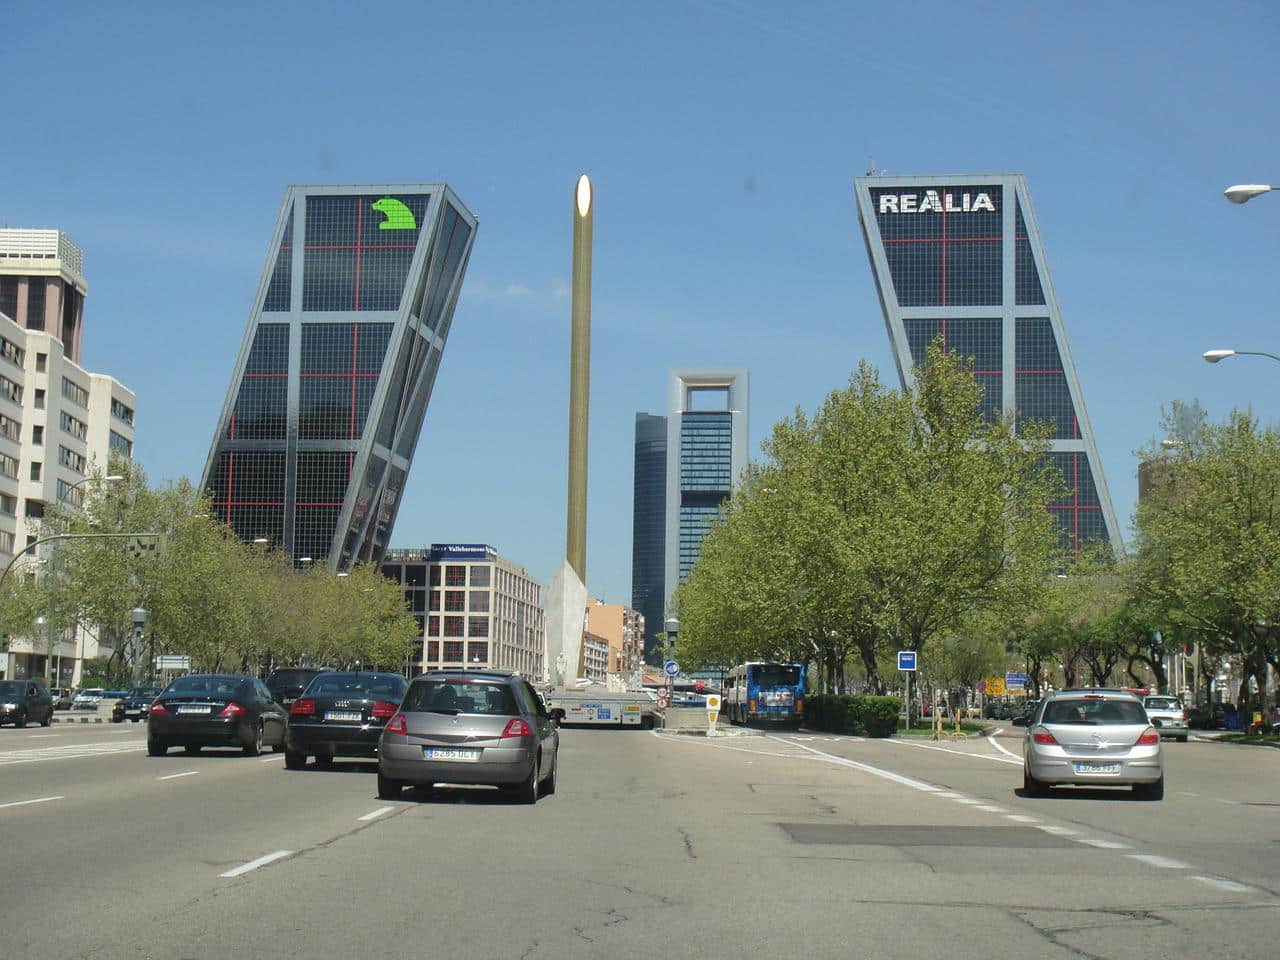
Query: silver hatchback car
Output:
[[377, 670, 559, 803], [1017, 689, 1164, 800]]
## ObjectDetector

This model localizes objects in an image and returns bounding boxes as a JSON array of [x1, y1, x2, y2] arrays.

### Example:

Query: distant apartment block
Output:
[[585, 598, 645, 676]]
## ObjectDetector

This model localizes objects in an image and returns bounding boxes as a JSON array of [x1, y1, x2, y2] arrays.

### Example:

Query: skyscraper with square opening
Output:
[[201, 184, 477, 568], [854, 175, 1121, 557]]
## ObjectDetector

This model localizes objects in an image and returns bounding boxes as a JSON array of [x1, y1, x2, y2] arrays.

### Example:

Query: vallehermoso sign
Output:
[[878, 190, 996, 215]]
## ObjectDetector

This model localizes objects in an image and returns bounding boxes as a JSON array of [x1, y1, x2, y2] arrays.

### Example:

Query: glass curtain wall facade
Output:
[[202, 185, 477, 568], [630, 412, 667, 658], [854, 175, 1121, 557]]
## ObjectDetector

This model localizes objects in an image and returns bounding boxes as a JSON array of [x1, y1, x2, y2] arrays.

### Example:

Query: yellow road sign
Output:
[[985, 677, 1006, 696]]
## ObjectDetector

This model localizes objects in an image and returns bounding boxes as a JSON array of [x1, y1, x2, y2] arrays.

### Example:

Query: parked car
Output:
[[49, 687, 73, 710], [1143, 695, 1189, 742], [377, 669, 559, 803], [0, 679, 54, 727], [1016, 688, 1163, 800], [146, 674, 288, 756], [284, 671, 408, 769], [112, 687, 162, 723], [72, 688, 105, 710], [266, 666, 332, 708]]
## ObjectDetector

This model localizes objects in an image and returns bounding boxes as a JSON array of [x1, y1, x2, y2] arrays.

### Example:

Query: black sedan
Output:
[[284, 671, 408, 769], [147, 674, 287, 756], [112, 687, 161, 723]]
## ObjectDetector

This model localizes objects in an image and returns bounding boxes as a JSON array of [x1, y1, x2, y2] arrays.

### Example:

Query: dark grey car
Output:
[[377, 670, 558, 803], [0, 680, 53, 727]]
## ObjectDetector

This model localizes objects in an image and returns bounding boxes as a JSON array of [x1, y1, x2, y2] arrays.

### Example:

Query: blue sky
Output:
[[6, 0, 1280, 604]]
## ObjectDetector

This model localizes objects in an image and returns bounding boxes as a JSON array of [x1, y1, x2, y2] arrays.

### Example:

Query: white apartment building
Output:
[[1, 229, 137, 685]]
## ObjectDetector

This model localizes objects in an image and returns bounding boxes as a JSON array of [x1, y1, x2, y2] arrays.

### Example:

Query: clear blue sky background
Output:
[[6, 1, 1279, 605]]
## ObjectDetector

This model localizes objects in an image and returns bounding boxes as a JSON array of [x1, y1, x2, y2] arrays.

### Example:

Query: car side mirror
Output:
[[1011, 716, 1029, 727]]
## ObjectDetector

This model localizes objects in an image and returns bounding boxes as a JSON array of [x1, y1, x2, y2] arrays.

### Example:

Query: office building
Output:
[[585, 598, 645, 677], [631, 369, 749, 661], [201, 185, 477, 569], [854, 175, 1122, 557], [380, 544, 545, 678], [0, 230, 137, 683]]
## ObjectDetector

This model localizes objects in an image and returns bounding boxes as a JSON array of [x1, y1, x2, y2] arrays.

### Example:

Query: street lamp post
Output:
[[1223, 184, 1277, 204], [1204, 348, 1280, 366]]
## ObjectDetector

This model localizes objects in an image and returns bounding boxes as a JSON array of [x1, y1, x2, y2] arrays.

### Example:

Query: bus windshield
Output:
[[750, 665, 801, 688]]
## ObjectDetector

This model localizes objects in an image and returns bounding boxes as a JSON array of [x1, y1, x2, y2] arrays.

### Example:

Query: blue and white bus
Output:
[[724, 662, 806, 727]]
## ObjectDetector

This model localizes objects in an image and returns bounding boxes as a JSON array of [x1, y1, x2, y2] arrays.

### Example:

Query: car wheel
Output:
[[40, 711, 52, 728], [184, 744, 201, 755], [147, 739, 168, 757], [1177, 735, 1188, 743], [243, 722, 263, 757], [1023, 766, 1048, 798], [377, 772, 402, 800], [1135, 776, 1164, 801], [284, 750, 306, 770], [514, 755, 540, 804], [314, 752, 334, 768], [14, 710, 27, 729], [541, 748, 558, 796], [111, 716, 123, 723]]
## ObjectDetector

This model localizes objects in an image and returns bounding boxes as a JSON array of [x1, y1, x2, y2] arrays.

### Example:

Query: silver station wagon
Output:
[[1017, 689, 1164, 800], [377, 670, 559, 804]]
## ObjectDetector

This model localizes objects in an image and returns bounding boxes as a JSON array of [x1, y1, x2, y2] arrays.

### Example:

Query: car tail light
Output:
[[289, 698, 316, 716], [370, 701, 398, 720], [748, 699, 757, 713], [149, 700, 168, 715], [795, 698, 804, 715], [1136, 729, 1160, 746], [1032, 730, 1058, 745], [220, 702, 248, 718], [502, 718, 532, 738], [385, 714, 407, 735]]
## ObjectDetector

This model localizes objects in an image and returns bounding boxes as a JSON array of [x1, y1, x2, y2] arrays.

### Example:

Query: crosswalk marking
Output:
[[0, 740, 145, 765]]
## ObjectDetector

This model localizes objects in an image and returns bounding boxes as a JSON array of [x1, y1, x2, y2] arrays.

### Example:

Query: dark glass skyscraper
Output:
[[631, 413, 667, 657], [202, 184, 477, 568], [854, 175, 1121, 557]]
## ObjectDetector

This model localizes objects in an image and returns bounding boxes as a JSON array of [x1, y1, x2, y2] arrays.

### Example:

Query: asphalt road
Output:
[[0, 722, 1275, 959]]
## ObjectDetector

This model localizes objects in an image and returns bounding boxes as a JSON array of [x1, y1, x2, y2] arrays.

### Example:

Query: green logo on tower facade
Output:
[[372, 197, 416, 230]]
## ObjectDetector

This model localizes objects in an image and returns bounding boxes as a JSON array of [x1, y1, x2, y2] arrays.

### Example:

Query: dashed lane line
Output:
[[1036, 824, 1080, 837], [1075, 837, 1131, 849], [973, 805, 1007, 813], [357, 806, 395, 822], [1128, 854, 1191, 870], [0, 795, 64, 810], [220, 850, 293, 879], [157, 771, 199, 781], [1189, 876, 1256, 894], [0, 741, 145, 765], [1005, 814, 1039, 823]]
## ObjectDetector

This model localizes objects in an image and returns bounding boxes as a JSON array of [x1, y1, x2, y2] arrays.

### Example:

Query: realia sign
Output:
[[878, 190, 996, 215]]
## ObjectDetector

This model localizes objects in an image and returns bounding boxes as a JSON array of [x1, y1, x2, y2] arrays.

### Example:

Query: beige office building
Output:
[[584, 598, 645, 677]]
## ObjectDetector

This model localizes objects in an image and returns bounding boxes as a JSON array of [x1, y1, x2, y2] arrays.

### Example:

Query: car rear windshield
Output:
[[1144, 697, 1181, 710], [1042, 698, 1149, 725], [165, 677, 243, 697], [402, 679, 519, 716], [128, 688, 160, 698], [307, 674, 406, 698], [751, 665, 801, 687], [270, 670, 320, 687], [0, 680, 24, 696]]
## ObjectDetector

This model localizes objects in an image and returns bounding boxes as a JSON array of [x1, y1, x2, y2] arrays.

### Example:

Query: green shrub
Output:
[[860, 696, 902, 737], [804, 693, 901, 736]]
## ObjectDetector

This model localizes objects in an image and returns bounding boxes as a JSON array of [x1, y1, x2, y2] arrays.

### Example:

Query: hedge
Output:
[[805, 694, 902, 737]]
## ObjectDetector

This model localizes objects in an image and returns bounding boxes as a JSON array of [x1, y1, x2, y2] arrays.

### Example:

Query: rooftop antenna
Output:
[[865, 155, 887, 176]]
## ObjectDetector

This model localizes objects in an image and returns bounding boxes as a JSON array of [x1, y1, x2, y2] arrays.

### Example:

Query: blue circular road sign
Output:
[[663, 660, 680, 677]]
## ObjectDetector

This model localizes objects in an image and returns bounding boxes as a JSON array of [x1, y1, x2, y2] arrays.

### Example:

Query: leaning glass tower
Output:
[[201, 184, 477, 569], [854, 174, 1122, 558]]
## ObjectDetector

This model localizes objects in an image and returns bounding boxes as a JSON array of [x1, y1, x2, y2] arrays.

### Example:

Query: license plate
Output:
[[1073, 761, 1120, 775], [424, 747, 481, 762], [325, 711, 363, 723], [178, 705, 212, 715]]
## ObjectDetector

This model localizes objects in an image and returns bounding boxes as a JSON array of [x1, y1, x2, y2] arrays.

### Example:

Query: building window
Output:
[[0, 278, 17, 323], [445, 565, 466, 587], [0, 530, 13, 555], [34, 389, 44, 410], [429, 565, 441, 587], [469, 565, 490, 588], [468, 617, 489, 638], [58, 445, 85, 475], [59, 411, 88, 441], [427, 615, 439, 637], [109, 430, 132, 459], [110, 398, 134, 425], [26, 279, 45, 328], [0, 336, 23, 367], [61, 377, 88, 408], [35, 352, 46, 372], [443, 615, 464, 637], [55, 479, 83, 507], [0, 493, 15, 515], [0, 414, 19, 443], [0, 375, 22, 406], [0, 454, 17, 479], [444, 590, 465, 612], [441, 640, 464, 663], [469, 591, 490, 613], [426, 640, 440, 661], [466, 642, 488, 663], [428, 590, 440, 611], [32, 425, 43, 445], [29, 461, 41, 482], [24, 499, 44, 518]]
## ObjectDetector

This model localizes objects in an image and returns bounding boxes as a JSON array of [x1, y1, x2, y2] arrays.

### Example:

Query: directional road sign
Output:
[[897, 650, 917, 672], [663, 659, 680, 677], [1005, 672, 1028, 690]]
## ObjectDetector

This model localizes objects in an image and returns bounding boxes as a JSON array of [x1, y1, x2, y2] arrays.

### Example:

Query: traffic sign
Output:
[[694, 680, 705, 693], [1005, 672, 1028, 690], [897, 650, 917, 672], [985, 676, 1006, 696], [656, 691, 671, 709], [663, 659, 680, 677]]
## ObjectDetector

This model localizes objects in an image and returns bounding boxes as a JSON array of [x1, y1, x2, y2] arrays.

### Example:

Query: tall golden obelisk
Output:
[[566, 173, 592, 581]]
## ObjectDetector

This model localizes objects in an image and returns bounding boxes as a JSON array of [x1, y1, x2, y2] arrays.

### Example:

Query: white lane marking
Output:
[[953, 798, 984, 805], [219, 850, 293, 878], [1214, 798, 1239, 806], [764, 736, 940, 792], [872, 736, 1021, 766], [1036, 824, 1079, 836], [934, 792, 966, 800], [650, 731, 826, 761], [1128, 854, 1191, 869], [1005, 814, 1039, 823], [111, 729, 137, 735], [1189, 875, 1254, 893], [0, 741, 145, 765], [260, 755, 284, 763], [357, 806, 395, 822], [28, 734, 60, 739], [1176, 791, 1200, 797], [986, 735, 1021, 760], [0, 795, 64, 810], [974, 805, 1007, 813], [1074, 837, 1131, 849], [157, 771, 199, 781]]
